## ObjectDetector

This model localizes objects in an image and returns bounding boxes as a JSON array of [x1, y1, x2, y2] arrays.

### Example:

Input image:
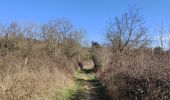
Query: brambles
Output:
[[99, 49, 170, 99]]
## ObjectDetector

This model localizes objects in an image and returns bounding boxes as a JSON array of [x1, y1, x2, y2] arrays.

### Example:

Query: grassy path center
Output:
[[69, 69, 111, 100]]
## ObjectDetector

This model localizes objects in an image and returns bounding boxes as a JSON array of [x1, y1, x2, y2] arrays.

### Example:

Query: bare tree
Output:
[[41, 19, 84, 57], [23, 22, 37, 52], [106, 7, 150, 64], [0, 22, 22, 49], [168, 28, 170, 50], [56, 18, 73, 42], [41, 19, 72, 56], [0, 24, 5, 35], [41, 19, 73, 43], [8, 22, 21, 38], [156, 23, 166, 49]]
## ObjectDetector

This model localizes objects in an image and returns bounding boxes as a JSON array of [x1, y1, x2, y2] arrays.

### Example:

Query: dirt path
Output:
[[69, 69, 111, 100]]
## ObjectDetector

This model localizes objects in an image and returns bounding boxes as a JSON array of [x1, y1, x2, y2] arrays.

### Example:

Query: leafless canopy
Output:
[[106, 7, 150, 52]]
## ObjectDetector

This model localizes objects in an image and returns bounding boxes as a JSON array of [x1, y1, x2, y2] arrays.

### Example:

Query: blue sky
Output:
[[0, 0, 170, 44]]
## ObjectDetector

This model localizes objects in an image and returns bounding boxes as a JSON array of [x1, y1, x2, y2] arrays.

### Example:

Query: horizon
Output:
[[0, 0, 170, 46]]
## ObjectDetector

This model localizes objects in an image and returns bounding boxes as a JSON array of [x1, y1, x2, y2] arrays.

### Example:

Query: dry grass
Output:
[[0, 52, 75, 100]]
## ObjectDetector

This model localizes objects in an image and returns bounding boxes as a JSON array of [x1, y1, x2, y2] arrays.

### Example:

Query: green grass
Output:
[[55, 82, 84, 100], [56, 86, 77, 100], [55, 69, 96, 100], [74, 69, 95, 81], [55, 70, 88, 100]]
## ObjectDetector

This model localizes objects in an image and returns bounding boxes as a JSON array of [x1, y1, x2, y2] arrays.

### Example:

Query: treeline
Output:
[[0, 19, 85, 99]]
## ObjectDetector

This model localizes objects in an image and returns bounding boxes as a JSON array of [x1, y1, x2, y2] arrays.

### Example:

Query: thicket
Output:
[[0, 19, 84, 100]]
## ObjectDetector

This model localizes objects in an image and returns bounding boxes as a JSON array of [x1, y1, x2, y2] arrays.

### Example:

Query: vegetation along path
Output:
[[69, 68, 111, 100]]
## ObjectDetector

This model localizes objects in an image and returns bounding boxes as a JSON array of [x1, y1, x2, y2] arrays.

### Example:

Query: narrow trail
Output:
[[69, 69, 111, 100]]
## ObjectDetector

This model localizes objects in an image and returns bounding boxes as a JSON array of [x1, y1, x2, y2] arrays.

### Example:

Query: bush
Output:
[[99, 50, 170, 99]]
